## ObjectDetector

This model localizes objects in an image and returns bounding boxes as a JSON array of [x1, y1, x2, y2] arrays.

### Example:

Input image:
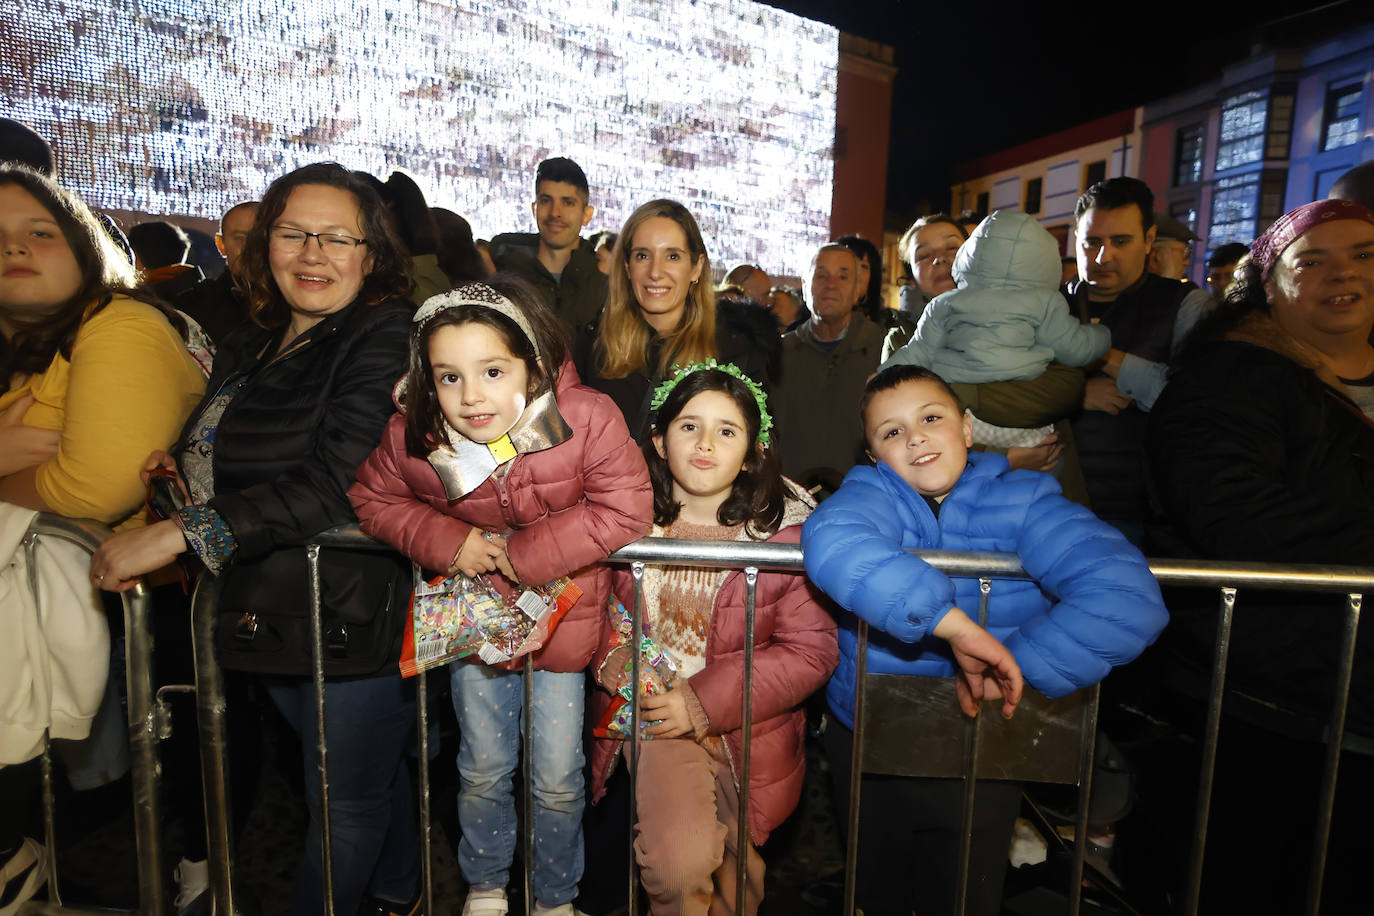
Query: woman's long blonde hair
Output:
[[594, 199, 716, 379]]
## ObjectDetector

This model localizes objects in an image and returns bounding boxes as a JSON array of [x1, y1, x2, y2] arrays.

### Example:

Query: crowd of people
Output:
[[2, 110, 1373, 916]]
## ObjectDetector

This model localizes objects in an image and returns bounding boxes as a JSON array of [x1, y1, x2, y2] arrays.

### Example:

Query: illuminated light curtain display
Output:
[[2, 0, 838, 276]]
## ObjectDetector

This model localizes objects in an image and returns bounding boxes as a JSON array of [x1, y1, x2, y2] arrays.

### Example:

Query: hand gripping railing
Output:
[[19, 514, 165, 916]]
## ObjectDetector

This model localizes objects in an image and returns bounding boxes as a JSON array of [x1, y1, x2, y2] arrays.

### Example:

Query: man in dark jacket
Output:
[[1066, 178, 1213, 542], [175, 201, 258, 343], [490, 157, 608, 332]]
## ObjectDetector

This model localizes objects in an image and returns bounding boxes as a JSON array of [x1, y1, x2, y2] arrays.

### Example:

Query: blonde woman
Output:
[[573, 199, 775, 438]]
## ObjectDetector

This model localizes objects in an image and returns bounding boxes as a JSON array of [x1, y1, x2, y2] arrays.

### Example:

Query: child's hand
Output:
[[450, 528, 508, 578], [932, 606, 1024, 719], [489, 539, 518, 583], [640, 688, 694, 739], [1006, 432, 1063, 473]]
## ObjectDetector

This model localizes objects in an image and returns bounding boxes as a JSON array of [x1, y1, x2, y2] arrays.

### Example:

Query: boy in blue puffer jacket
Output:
[[801, 364, 1168, 916]]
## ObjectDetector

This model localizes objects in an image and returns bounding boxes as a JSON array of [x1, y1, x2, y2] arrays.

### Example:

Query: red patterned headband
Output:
[[1250, 198, 1374, 280]]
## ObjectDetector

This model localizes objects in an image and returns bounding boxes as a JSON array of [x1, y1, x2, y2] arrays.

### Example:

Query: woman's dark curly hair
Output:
[[1174, 254, 1267, 365], [402, 273, 568, 457], [0, 164, 169, 395], [237, 162, 412, 329], [646, 367, 784, 534]]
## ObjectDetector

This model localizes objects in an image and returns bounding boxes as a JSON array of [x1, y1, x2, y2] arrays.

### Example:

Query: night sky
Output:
[[765, 0, 1366, 222]]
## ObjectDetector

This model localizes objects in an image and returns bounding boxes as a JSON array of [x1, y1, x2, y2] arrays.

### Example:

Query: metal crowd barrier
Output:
[[180, 528, 1371, 916], [19, 514, 165, 916], [607, 543, 1374, 916]]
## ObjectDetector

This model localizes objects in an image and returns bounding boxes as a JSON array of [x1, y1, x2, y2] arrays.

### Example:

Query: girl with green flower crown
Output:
[[587, 362, 838, 916]]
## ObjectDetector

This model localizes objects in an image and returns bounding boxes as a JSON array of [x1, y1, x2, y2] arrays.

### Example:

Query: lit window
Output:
[[1209, 174, 1260, 246], [1323, 79, 1363, 151], [1175, 124, 1205, 186], [1170, 201, 1198, 234], [1216, 90, 1268, 172]]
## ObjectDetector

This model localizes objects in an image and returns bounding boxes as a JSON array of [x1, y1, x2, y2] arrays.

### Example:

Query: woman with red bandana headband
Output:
[[1144, 198, 1374, 914]]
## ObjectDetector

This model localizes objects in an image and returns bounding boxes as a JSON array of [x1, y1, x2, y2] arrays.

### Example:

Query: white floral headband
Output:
[[413, 282, 541, 368]]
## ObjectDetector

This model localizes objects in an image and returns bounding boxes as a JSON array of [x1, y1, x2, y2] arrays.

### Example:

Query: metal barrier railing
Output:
[[609, 544, 1374, 916], [182, 528, 1372, 916], [19, 514, 165, 916]]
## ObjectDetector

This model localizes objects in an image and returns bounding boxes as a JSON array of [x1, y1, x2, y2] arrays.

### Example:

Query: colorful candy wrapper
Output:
[[592, 595, 680, 738], [398, 567, 581, 677]]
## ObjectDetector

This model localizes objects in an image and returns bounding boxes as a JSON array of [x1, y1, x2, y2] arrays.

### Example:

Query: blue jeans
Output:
[[450, 664, 586, 906], [267, 674, 419, 916]]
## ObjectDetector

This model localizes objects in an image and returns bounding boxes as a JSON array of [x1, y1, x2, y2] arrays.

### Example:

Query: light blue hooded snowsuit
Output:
[[884, 210, 1109, 382]]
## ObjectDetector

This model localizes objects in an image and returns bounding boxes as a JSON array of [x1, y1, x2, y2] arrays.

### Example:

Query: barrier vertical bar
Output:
[[1184, 585, 1236, 916], [842, 620, 870, 916], [627, 561, 646, 916], [522, 654, 534, 916], [192, 573, 236, 916], [123, 580, 167, 916], [25, 533, 65, 908], [1304, 592, 1361, 916], [39, 740, 62, 907], [734, 568, 758, 916], [953, 578, 992, 916], [306, 544, 335, 916], [1067, 685, 1099, 916], [416, 669, 434, 916]]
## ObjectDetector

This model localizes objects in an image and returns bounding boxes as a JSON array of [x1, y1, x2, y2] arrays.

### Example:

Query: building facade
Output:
[[949, 23, 1373, 287], [1142, 24, 1373, 284], [948, 109, 1142, 256], [832, 33, 898, 247]]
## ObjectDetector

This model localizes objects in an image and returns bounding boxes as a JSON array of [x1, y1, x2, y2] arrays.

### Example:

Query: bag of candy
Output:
[[592, 595, 680, 738], [399, 569, 581, 677]]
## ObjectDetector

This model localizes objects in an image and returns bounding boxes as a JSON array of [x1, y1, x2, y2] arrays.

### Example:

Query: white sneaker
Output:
[[533, 905, 588, 916], [173, 857, 209, 910], [0, 839, 48, 916], [460, 887, 508, 916]]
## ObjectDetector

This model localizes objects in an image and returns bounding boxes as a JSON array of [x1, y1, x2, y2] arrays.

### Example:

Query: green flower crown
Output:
[[649, 359, 773, 446]]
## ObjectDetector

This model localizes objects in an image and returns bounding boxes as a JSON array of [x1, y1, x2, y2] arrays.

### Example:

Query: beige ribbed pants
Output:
[[632, 737, 765, 916]]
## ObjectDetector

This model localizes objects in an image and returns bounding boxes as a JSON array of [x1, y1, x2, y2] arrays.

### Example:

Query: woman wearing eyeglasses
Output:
[[92, 162, 420, 916]]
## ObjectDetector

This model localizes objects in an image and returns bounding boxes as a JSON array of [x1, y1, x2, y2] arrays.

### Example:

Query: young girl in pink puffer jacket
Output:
[[349, 277, 652, 916]]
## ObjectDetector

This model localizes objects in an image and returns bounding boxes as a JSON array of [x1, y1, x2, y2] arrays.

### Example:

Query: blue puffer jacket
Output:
[[802, 451, 1167, 728]]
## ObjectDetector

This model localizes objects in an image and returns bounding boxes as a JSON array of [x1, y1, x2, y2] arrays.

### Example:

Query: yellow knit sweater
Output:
[[0, 295, 206, 530]]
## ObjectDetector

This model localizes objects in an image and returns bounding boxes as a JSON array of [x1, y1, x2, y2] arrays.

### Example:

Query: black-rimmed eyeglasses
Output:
[[268, 226, 367, 256]]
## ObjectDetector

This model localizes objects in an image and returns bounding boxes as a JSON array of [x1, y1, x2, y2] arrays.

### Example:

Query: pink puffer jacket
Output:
[[589, 519, 839, 842], [348, 363, 653, 672]]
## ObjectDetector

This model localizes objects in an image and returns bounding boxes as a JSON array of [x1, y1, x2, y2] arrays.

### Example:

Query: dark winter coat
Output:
[[1147, 318, 1374, 730], [490, 233, 608, 332], [179, 296, 413, 587], [1067, 272, 1193, 522]]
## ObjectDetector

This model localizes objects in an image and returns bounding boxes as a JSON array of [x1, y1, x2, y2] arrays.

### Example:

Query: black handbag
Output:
[[213, 546, 410, 677]]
